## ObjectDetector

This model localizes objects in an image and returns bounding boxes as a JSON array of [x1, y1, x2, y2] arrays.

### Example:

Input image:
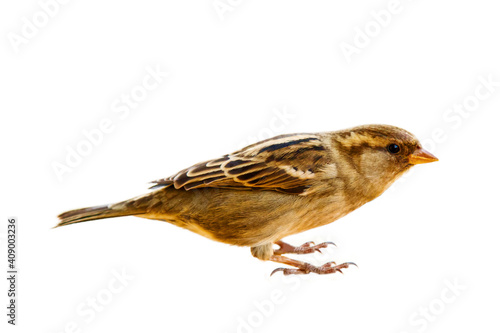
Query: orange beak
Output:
[[408, 148, 439, 165]]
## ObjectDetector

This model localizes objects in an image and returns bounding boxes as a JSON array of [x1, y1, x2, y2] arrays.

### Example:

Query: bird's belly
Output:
[[277, 199, 354, 240], [146, 188, 355, 247]]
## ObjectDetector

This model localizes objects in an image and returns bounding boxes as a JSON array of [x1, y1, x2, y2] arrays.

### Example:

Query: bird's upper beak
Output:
[[408, 148, 439, 165]]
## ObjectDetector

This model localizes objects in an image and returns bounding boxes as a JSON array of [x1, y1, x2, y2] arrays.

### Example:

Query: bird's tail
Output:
[[55, 194, 152, 228], [55, 204, 128, 228]]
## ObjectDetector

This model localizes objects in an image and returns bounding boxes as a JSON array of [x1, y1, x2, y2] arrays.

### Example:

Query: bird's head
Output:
[[334, 124, 438, 196]]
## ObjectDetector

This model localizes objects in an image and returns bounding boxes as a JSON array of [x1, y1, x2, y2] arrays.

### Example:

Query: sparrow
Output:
[[56, 124, 438, 275]]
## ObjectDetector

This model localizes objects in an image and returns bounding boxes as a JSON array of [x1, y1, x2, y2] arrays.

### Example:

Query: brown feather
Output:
[[149, 133, 330, 195]]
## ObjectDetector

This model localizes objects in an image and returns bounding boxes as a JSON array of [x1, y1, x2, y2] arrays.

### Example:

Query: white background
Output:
[[1, 1, 499, 332]]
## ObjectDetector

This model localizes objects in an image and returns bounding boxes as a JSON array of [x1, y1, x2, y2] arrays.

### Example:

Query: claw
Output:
[[323, 261, 337, 267], [270, 268, 286, 276], [271, 267, 307, 276]]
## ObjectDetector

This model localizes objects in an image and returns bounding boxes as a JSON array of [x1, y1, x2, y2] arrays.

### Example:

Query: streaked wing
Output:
[[150, 133, 330, 195]]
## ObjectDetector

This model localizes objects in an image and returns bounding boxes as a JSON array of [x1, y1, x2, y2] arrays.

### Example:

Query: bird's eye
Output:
[[387, 144, 401, 154]]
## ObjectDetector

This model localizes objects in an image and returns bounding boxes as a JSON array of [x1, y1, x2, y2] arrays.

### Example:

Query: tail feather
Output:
[[56, 204, 130, 228], [56, 191, 157, 228]]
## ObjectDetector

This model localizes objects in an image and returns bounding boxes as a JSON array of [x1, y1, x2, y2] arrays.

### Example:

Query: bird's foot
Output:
[[274, 240, 336, 255], [271, 261, 357, 276], [269, 254, 357, 276]]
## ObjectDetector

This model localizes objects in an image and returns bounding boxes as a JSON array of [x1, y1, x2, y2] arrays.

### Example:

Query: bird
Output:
[[56, 124, 438, 276]]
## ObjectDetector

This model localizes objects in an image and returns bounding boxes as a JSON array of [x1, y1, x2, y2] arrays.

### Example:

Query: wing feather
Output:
[[150, 133, 330, 195]]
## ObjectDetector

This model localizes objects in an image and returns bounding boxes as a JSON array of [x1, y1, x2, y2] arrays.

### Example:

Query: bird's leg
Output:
[[273, 240, 336, 255], [269, 254, 357, 276]]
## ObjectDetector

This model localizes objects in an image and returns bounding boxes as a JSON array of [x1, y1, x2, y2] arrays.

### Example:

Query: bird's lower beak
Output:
[[408, 148, 439, 165]]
